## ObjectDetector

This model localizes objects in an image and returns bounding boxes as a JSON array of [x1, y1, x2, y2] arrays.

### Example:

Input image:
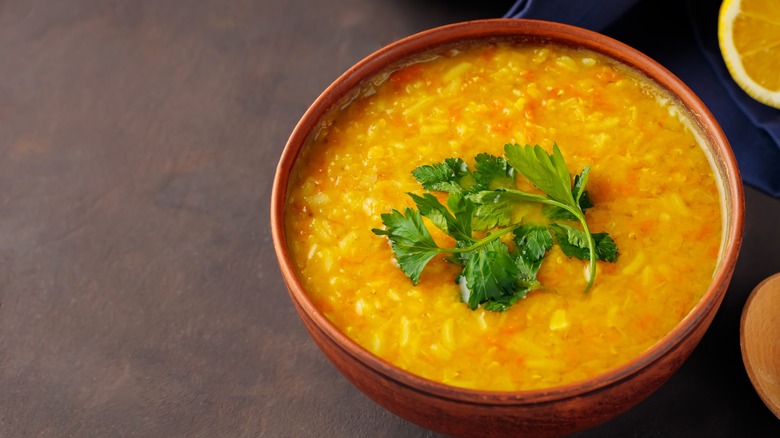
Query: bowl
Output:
[[271, 19, 744, 437]]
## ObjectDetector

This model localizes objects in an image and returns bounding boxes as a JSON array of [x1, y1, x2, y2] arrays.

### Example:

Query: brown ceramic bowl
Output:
[[271, 19, 744, 437]]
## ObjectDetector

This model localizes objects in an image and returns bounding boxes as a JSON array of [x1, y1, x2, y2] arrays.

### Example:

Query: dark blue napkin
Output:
[[506, 0, 780, 196]]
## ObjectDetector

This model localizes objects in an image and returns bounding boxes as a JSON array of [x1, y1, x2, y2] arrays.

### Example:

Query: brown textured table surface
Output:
[[1, 0, 779, 436]]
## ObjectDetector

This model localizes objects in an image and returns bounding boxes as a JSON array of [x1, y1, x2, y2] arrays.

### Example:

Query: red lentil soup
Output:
[[284, 41, 723, 391]]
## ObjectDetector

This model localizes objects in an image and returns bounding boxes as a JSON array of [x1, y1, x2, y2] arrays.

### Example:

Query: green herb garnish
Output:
[[372, 143, 619, 311]]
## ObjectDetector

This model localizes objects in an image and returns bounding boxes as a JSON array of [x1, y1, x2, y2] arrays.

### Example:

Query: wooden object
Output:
[[741, 273, 780, 419]]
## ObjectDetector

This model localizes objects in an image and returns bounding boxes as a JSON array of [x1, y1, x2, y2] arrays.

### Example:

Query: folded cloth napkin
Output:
[[506, 0, 780, 196]]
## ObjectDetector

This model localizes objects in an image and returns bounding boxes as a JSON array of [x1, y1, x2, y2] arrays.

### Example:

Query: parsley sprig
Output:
[[372, 143, 619, 311]]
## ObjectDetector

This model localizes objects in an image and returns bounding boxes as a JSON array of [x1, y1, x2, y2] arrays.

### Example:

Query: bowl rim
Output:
[[271, 18, 745, 405]]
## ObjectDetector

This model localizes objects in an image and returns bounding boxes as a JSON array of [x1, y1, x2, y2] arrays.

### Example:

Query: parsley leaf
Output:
[[473, 153, 515, 189], [408, 192, 473, 242], [411, 158, 473, 193], [467, 190, 516, 230], [513, 224, 553, 290], [460, 239, 519, 310], [593, 232, 619, 262], [371, 208, 442, 285], [481, 289, 529, 312], [514, 224, 554, 261], [572, 167, 590, 204], [504, 143, 576, 206], [514, 253, 543, 290], [446, 191, 477, 241], [468, 189, 550, 230], [549, 223, 619, 262]]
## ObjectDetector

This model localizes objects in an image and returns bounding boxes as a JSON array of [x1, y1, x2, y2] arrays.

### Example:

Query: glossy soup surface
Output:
[[284, 42, 722, 391]]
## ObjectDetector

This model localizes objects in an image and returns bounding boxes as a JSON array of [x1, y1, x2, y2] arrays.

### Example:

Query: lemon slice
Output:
[[718, 0, 780, 108]]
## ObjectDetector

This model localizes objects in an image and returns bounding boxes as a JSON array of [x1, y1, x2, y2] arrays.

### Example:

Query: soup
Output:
[[284, 41, 722, 391]]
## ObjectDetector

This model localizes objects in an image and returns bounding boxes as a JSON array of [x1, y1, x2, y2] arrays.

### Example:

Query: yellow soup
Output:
[[284, 42, 722, 391]]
